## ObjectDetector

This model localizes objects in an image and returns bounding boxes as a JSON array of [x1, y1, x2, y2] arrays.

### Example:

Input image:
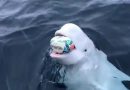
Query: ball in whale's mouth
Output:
[[50, 35, 75, 58]]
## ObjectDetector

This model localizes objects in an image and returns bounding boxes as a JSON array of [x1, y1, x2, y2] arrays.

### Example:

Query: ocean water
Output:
[[0, 0, 130, 90]]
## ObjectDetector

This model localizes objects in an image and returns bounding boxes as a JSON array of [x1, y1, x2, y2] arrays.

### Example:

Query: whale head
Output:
[[50, 23, 96, 65]]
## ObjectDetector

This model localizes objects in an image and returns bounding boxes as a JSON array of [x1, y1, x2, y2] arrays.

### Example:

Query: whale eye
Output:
[[84, 49, 87, 52]]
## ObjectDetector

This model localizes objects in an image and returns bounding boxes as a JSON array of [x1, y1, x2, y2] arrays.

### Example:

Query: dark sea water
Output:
[[0, 0, 130, 90]]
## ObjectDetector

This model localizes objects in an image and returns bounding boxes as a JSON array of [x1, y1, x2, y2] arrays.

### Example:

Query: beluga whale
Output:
[[49, 23, 130, 90]]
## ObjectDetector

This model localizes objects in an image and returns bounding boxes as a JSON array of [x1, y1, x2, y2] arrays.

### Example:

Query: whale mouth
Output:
[[50, 33, 75, 58], [50, 51, 67, 58]]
